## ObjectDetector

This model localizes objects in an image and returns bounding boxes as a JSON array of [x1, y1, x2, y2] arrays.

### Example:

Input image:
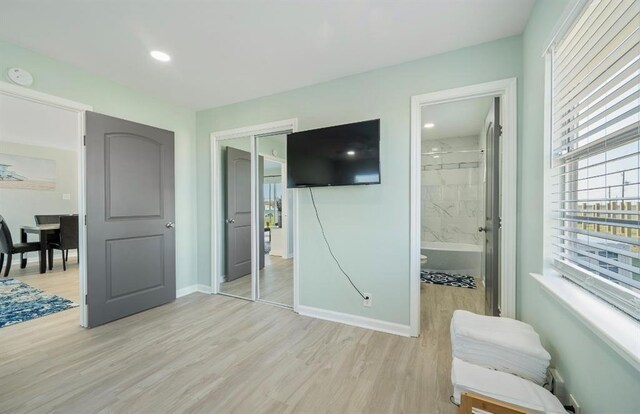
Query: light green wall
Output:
[[196, 36, 523, 324], [0, 40, 198, 290], [520, 1, 640, 412]]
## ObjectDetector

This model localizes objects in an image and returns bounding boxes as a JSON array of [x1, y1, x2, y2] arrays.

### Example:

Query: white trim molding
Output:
[[410, 78, 518, 336], [531, 272, 640, 372], [0, 81, 92, 112], [541, 0, 590, 56], [176, 284, 213, 298], [0, 81, 92, 328], [210, 119, 298, 309], [176, 285, 198, 298], [297, 305, 412, 337], [196, 284, 212, 294]]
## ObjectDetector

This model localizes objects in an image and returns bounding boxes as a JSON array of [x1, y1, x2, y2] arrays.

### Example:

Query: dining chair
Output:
[[47, 215, 79, 271], [0, 215, 41, 277], [35, 214, 63, 270], [34, 215, 60, 225]]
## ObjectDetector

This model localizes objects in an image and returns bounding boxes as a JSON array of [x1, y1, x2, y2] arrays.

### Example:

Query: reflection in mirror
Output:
[[257, 133, 293, 307], [218, 136, 253, 299]]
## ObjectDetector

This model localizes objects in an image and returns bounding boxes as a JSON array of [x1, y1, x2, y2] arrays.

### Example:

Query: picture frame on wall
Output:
[[0, 153, 56, 190]]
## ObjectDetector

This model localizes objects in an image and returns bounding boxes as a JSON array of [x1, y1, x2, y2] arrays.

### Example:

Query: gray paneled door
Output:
[[484, 97, 501, 316], [85, 112, 176, 328]]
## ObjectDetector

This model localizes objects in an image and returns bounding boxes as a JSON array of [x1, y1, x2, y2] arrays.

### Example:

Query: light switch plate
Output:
[[62, 193, 71, 200]]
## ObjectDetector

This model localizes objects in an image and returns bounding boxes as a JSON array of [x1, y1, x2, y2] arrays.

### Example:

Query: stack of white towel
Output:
[[451, 310, 552, 385]]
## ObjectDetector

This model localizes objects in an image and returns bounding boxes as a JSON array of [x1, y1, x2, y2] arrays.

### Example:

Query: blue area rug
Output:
[[0, 278, 78, 328]]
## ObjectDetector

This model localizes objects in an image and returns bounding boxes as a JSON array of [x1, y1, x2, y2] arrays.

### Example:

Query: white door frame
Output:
[[410, 78, 518, 336], [210, 118, 299, 310], [0, 81, 93, 327]]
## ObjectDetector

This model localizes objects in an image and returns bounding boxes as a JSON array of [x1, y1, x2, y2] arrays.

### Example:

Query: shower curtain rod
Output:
[[421, 149, 484, 155]]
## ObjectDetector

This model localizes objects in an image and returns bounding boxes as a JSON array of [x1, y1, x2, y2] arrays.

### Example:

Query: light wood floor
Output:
[[9, 259, 80, 304], [0, 268, 483, 413], [220, 255, 293, 306]]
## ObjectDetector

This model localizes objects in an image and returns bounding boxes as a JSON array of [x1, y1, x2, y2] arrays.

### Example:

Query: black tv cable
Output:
[[308, 187, 369, 301]]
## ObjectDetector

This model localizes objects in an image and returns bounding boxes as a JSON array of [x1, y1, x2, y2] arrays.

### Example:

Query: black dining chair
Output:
[[47, 215, 79, 271], [0, 215, 41, 277], [35, 214, 63, 270]]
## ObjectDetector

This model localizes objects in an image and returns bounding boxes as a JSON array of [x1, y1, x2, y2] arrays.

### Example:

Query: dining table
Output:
[[20, 224, 60, 274]]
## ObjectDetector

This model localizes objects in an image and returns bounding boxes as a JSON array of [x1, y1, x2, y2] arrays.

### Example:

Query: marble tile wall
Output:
[[421, 136, 484, 245]]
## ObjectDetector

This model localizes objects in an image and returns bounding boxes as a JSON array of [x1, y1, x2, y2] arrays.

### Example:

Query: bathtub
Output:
[[421, 242, 482, 277]]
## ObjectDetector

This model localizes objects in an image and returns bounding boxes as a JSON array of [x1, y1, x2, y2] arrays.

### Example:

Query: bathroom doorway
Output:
[[409, 79, 517, 336], [419, 96, 496, 316]]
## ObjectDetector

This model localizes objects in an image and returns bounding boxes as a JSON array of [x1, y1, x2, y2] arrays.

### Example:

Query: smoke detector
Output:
[[7, 68, 34, 86]]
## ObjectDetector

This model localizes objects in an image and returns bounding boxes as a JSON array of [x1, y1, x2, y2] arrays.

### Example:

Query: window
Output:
[[548, 0, 639, 320]]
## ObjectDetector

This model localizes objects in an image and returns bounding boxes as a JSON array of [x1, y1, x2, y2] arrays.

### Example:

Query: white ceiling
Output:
[[0, 94, 79, 151], [0, 0, 534, 110], [421, 96, 493, 141]]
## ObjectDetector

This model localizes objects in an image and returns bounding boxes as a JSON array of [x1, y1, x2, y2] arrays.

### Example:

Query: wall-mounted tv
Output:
[[287, 119, 380, 188]]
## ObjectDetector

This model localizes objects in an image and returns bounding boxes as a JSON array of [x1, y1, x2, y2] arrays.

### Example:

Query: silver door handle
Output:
[[166, 222, 175, 229], [226, 218, 235, 224], [478, 226, 487, 232]]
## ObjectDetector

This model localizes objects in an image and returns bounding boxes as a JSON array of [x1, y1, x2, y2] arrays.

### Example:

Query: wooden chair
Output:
[[0, 215, 41, 277], [46, 215, 79, 271], [459, 392, 531, 414]]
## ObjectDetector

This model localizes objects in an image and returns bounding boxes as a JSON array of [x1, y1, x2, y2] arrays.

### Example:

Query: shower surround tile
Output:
[[421, 135, 484, 247]]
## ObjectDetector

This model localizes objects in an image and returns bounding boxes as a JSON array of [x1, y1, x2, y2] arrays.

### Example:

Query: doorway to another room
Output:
[[1, 82, 179, 330], [0, 85, 87, 328], [410, 79, 517, 336], [419, 96, 497, 316]]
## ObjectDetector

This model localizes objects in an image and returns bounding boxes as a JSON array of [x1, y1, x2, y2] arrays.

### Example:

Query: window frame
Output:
[[542, 0, 640, 322]]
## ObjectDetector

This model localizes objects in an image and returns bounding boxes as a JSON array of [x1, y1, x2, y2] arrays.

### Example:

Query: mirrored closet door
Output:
[[256, 133, 294, 307], [217, 136, 254, 300], [214, 126, 295, 309]]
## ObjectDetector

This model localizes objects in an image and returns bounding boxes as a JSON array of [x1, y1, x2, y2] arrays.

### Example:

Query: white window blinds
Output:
[[550, 0, 640, 320]]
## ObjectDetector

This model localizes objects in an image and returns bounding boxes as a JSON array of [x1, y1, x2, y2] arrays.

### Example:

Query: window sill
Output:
[[530, 272, 640, 372]]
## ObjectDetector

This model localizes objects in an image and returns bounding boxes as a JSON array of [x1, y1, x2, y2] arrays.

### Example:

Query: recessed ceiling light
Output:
[[150, 50, 171, 62], [431, 147, 439, 151], [347, 150, 356, 156], [423, 123, 435, 128], [433, 155, 440, 159]]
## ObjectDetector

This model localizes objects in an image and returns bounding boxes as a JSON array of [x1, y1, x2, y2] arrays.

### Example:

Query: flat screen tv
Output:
[[287, 119, 380, 188]]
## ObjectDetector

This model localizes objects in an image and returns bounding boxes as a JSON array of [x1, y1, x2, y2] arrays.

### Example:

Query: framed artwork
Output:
[[0, 153, 56, 190]]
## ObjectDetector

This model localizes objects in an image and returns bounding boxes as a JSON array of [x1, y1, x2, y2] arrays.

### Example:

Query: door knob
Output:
[[478, 226, 488, 232], [226, 218, 235, 224], [166, 222, 175, 229]]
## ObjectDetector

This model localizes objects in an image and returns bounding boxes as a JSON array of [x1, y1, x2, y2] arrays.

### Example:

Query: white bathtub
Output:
[[421, 242, 482, 277]]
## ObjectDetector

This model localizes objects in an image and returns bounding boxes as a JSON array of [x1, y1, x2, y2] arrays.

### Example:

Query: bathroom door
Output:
[[484, 97, 501, 316]]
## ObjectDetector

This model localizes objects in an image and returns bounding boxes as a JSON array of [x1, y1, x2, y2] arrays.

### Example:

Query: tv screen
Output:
[[287, 119, 380, 188]]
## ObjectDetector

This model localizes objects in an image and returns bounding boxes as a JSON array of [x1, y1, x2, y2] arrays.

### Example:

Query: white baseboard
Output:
[[176, 284, 213, 298], [176, 285, 198, 298], [297, 305, 412, 337], [196, 284, 212, 294]]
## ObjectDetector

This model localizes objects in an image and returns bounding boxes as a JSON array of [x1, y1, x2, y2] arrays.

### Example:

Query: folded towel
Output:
[[451, 358, 566, 414], [451, 310, 551, 360], [454, 338, 549, 384], [451, 310, 551, 385]]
